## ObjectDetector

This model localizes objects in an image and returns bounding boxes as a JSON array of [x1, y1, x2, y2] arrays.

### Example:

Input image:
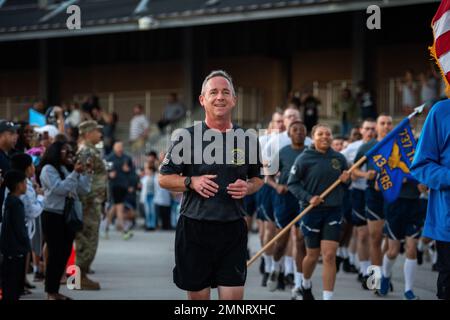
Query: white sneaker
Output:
[[267, 270, 279, 292], [291, 287, 303, 300]]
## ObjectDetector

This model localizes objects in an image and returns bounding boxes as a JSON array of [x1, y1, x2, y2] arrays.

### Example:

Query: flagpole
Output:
[[247, 105, 427, 268]]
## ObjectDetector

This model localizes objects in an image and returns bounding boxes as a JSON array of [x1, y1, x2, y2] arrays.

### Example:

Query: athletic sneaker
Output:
[[342, 259, 358, 273], [376, 276, 391, 296], [302, 285, 315, 300], [277, 272, 285, 291], [284, 273, 295, 288], [261, 273, 269, 287], [361, 275, 370, 290], [267, 270, 280, 292], [291, 287, 303, 300], [123, 231, 134, 241], [404, 290, 419, 300], [357, 273, 364, 283]]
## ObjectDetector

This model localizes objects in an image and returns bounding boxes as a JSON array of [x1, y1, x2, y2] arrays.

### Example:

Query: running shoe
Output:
[[404, 290, 419, 300], [267, 270, 279, 292], [277, 272, 285, 291], [342, 258, 358, 273], [123, 231, 134, 241], [302, 285, 315, 300], [376, 276, 391, 296], [284, 273, 295, 288], [291, 287, 303, 300], [361, 275, 370, 290]]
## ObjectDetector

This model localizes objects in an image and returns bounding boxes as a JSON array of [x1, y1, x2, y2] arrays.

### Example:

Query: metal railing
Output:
[[0, 79, 431, 140], [0, 96, 37, 121]]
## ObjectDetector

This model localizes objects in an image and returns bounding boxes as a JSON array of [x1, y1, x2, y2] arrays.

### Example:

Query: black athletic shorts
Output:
[[173, 215, 248, 292], [111, 186, 128, 204]]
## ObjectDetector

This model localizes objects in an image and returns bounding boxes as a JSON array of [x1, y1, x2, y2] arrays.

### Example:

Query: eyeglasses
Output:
[[362, 127, 376, 131]]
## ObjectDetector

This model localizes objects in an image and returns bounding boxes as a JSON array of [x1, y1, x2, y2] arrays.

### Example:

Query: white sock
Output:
[[341, 247, 349, 259], [302, 278, 312, 289], [349, 252, 356, 265], [100, 218, 107, 233], [294, 272, 303, 289], [432, 250, 438, 264], [272, 259, 281, 273], [284, 256, 294, 275], [360, 260, 371, 276], [382, 255, 396, 278], [323, 290, 334, 300], [123, 220, 132, 232], [33, 265, 39, 273], [354, 254, 360, 269], [263, 255, 273, 273], [404, 258, 417, 293]]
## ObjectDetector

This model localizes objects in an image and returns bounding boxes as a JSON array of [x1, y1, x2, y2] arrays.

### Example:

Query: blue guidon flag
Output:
[[365, 117, 417, 203]]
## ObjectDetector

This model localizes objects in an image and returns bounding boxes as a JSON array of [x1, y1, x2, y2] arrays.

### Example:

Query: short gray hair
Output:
[[201, 70, 236, 96]]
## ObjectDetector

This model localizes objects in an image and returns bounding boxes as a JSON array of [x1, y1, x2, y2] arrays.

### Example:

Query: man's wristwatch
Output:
[[184, 176, 192, 190]]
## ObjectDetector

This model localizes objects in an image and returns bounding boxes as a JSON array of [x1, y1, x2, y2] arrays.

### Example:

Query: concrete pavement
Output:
[[24, 228, 438, 300]]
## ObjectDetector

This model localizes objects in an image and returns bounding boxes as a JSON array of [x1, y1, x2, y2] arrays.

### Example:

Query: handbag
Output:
[[63, 192, 83, 233]]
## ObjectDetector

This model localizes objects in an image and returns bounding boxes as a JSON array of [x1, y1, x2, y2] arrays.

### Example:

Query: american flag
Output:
[[431, 0, 450, 97]]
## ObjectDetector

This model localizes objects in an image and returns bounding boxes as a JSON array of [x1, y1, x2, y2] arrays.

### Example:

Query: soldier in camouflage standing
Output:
[[75, 120, 107, 290]]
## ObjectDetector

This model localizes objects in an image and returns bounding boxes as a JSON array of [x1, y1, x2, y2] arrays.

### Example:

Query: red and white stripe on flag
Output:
[[431, 0, 450, 96]]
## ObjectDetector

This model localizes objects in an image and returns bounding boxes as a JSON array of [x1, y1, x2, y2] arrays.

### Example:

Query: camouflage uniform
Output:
[[75, 140, 107, 274]]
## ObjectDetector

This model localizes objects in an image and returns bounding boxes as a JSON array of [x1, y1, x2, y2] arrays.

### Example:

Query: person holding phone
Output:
[[75, 120, 107, 291]]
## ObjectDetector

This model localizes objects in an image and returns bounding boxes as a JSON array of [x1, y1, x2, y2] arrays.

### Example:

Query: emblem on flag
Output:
[[365, 118, 417, 203]]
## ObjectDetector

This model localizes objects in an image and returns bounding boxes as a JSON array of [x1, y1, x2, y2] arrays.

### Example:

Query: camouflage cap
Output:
[[79, 120, 103, 135]]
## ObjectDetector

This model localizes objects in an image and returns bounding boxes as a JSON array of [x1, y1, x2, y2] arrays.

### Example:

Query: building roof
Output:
[[0, 0, 439, 42]]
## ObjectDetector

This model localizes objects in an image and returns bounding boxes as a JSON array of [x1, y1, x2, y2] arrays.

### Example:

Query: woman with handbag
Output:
[[38, 141, 92, 300]]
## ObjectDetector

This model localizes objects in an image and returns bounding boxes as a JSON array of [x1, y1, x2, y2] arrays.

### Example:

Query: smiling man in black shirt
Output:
[[159, 70, 263, 300]]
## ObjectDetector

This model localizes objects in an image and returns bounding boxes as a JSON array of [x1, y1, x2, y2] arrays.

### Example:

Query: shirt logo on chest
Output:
[[230, 148, 245, 166], [331, 158, 341, 170]]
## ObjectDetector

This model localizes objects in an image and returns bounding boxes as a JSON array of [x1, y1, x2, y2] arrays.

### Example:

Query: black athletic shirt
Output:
[[160, 122, 262, 222]]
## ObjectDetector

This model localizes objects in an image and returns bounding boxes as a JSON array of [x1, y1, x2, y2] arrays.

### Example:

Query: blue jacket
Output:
[[411, 99, 450, 242]]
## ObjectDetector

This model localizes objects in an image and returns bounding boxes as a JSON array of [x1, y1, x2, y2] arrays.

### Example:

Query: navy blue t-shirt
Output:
[[160, 122, 262, 222]]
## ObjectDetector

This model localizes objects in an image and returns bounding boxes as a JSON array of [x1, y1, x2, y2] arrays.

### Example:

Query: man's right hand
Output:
[[190, 175, 219, 199], [366, 170, 376, 180]]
